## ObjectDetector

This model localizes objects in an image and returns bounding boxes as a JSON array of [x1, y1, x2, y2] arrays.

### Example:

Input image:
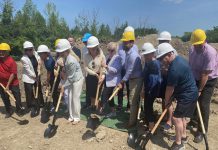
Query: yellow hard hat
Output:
[[120, 31, 135, 42], [55, 39, 61, 47], [190, 29, 206, 45], [0, 43, 11, 51]]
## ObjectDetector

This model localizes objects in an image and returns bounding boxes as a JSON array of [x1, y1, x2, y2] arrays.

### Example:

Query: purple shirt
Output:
[[122, 46, 142, 81], [189, 43, 218, 80]]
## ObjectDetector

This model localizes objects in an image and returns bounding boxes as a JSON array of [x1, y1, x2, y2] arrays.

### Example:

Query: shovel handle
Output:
[[108, 87, 120, 101], [50, 66, 60, 100], [35, 82, 39, 99], [0, 83, 16, 102], [151, 108, 168, 134], [196, 101, 209, 150], [94, 68, 103, 106], [55, 90, 63, 112]]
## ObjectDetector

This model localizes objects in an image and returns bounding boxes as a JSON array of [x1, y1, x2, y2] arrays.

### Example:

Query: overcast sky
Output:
[[7, 0, 218, 36]]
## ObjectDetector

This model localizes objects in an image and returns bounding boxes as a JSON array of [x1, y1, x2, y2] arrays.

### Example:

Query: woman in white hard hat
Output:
[[37, 45, 59, 112], [98, 42, 122, 118], [140, 43, 161, 131], [84, 36, 106, 110], [56, 39, 84, 125], [21, 41, 44, 117]]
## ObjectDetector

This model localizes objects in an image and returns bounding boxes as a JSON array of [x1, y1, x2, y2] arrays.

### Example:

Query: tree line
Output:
[[0, 0, 158, 59]]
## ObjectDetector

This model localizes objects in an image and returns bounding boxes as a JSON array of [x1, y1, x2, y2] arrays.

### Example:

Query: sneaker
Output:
[[68, 117, 74, 122], [5, 109, 13, 118], [161, 123, 172, 132], [106, 112, 116, 118], [193, 132, 203, 143], [168, 135, 189, 144], [170, 142, 185, 150]]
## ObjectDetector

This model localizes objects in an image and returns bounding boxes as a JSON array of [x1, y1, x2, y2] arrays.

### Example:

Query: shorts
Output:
[[173, 101, 197, 118]]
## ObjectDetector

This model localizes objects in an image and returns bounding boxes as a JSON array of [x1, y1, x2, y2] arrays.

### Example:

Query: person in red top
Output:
[[0, 43, 24, 118]]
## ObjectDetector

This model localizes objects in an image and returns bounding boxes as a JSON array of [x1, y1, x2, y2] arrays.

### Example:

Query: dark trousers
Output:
[[49, 77, 60, 107], [118, 68, 130, 108], [101, 86, 115, 109], [196, 78, 217, 132], [85, 76, 91, 106], [0, 85, 22, 112], [144, 89, 158, 123], [24, 81, 44, 109]]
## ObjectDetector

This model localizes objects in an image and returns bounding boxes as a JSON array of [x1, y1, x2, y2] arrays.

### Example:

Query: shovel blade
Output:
[[18, 120, 29, 125], [40, 109, 50, 124], [87, 115, 100, 130], [44, 124, 58, 139]]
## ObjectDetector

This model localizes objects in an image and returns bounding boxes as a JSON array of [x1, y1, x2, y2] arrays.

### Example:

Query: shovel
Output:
[[44, 89, 63, 139], [88, 87, 121, 130], [40, 87, 50, 123], [41, 66, 60, 123], [0, 83, 29, 125], [196, 101, 209, 150], [94, 69, 103, 107], [127, 108, 168, 149]]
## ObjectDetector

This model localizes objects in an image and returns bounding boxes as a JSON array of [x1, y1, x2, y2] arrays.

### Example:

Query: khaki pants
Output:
[[128, 78, 143, 126]]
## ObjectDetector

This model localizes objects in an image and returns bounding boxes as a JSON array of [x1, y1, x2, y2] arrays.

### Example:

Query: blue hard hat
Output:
[[82, 33, 92, 42]]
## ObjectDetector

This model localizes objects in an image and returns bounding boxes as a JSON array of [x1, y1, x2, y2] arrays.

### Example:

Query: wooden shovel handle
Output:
[[0, 83, 16, 102], [151, 108, 168, 134], [108, 87, 120, 101], [50, 66, 60, 100], [94, 68, 103, 106], [196, 101, 206, 134], [55, 90, 63, 112]]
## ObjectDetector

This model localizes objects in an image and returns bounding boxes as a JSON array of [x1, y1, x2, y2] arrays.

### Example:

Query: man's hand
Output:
[[117, 83, 123, 89]]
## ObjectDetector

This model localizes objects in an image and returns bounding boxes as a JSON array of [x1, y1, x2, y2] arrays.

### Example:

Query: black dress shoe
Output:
[[5, 109, 14, 118], [193, 132, 203, 143], [16, 107, 25, 117], [30, 107, 39, 118]]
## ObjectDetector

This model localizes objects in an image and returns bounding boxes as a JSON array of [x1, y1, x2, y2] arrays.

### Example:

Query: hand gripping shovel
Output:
[[0, 83, 29, 125], [196, 101, 209, 150], [89, 87, 121, 130], [44, 89, 63, 139]]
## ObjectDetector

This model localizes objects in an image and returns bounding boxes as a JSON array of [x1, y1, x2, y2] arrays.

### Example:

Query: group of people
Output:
[[0, 26, 217, 150]]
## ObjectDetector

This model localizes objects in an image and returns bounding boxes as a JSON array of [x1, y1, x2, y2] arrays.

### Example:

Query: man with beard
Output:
[[117, 31, 142, 128]]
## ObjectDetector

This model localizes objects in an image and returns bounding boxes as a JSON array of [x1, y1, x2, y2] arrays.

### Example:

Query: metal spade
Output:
[[44, 90, 63, 139]]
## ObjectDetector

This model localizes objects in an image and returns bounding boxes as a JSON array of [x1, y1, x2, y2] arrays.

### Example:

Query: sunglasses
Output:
[[25, 48, 33, 51], [108, 49, 115, 52]]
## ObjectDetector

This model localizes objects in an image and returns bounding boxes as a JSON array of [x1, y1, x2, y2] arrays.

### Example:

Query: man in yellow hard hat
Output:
[[0, 43, 24, 118], [117, 31, 143, 128], [189, 29, 218, 143]]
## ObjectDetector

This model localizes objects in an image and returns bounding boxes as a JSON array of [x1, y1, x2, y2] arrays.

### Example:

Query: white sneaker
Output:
[[68, 117, 74, 122]]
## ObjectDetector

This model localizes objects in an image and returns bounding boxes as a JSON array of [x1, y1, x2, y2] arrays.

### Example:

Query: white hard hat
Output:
[[158, 31, 172, 41], [124, 26, 135, 33], [37, 45, 50, 53], [141, 43, 156, 55], [23, 41, 34, 49], [86, 36, 99, 48], [156, 43, 175, 58], [55, 39, 71, 53]]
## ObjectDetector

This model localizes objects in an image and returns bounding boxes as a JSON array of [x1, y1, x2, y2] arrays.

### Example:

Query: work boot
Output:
[[30, 107, 39, 118], [193, 132, 203, 143], [5, 109, 13, 118], [16, 107, 25, 117]]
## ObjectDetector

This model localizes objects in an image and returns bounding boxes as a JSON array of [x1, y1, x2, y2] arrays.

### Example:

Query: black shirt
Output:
[[72, 46, 81, 60]]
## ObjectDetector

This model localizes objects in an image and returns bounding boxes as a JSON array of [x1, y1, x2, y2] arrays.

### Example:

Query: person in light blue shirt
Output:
[[117, 31, 142, 128]]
